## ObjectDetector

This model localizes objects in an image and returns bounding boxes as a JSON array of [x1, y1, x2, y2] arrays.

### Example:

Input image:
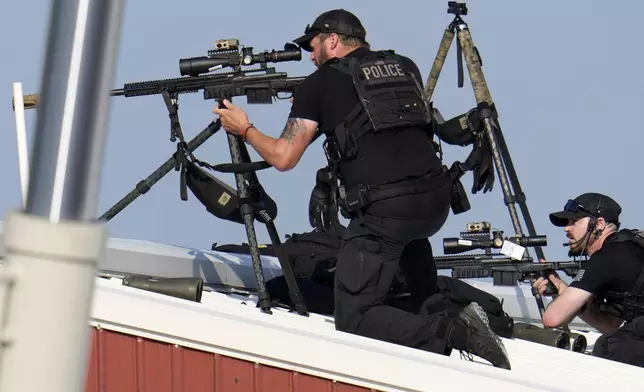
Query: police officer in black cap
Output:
[[213, 9, 510, 369], [534, 192, 644, 367]]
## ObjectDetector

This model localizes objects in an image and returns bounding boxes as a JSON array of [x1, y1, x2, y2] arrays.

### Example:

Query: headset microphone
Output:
[[563, 234, 589, 248]]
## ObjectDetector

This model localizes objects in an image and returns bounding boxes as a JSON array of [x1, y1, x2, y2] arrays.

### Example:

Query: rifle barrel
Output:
[[18, 71, 303, 109]]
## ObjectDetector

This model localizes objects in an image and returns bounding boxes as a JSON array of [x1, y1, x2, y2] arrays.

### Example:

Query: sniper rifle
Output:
[[434, 221, 587, 286], [118, 39, 310, 317], [434, 253, 585, 287], [435, 221, 590, 352], [16, 38, 311, 317]]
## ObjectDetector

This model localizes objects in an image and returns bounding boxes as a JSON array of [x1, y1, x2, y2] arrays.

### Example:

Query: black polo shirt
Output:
[[288, 47, 444, 189]]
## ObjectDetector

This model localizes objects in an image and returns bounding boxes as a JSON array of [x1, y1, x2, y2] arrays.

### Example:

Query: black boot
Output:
[[447, 302, 512, 370]]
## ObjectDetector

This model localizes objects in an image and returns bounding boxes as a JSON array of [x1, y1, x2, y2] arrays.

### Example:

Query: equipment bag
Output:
[[214, 229, 342, 315], [279, 230, 342, 280], [184, 160, 278, 225]]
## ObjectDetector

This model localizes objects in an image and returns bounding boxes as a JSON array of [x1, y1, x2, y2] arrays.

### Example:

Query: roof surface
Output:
[[1, 226, 642, 391], [85, 236, 644, 392]]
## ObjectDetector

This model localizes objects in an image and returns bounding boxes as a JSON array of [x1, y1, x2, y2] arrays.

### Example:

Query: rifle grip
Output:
[[537, 269, 559, 296], [543, 280, 559, 296]]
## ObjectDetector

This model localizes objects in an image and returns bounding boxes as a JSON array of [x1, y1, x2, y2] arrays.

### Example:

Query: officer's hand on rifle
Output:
[[308, 168, 333, 231], [212, 99, 250, 136], [462, 135, 495, 194], [533, 264, 568, 295]]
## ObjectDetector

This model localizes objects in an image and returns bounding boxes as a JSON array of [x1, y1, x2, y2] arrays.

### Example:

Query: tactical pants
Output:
[[333, 177, 454, 354], [592, 315, 644, 368]]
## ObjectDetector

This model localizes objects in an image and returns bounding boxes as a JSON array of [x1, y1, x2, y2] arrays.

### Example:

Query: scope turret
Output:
[[179, 39, 302, 77]]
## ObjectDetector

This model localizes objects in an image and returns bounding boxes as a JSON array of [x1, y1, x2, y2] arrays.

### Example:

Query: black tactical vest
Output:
[[598, 229, 644, 322], [325, 50, 431, 161]]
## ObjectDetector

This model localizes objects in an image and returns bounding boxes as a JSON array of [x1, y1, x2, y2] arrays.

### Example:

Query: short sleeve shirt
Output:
[[287, 47, 443, 187], [569, 234, 644, 295]]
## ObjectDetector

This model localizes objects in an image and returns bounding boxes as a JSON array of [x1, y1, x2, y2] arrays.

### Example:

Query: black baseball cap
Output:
[[293, 9, 367, 52], [549, 192, 622, 227]]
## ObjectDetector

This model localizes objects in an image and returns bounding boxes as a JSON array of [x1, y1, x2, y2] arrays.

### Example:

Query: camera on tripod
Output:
[[442, 221, 547, 255], [447, 1, 468, 16]]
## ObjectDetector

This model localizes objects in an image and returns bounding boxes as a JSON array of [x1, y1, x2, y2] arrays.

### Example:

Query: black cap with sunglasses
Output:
[[293, 9, 367, 52], [549, 192, 622, 228]]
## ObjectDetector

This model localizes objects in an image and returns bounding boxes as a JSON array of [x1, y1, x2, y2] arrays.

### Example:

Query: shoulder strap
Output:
[[325, 56, 368, 159], [607, 229, 644, 295], [610, 229, 644, 249], [327, 56, 358, 76], [632, 269, 644, 295]]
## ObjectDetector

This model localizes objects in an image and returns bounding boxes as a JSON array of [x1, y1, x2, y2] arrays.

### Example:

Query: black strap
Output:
[[331, 102, 370, 159], [341, 173, 447, 213], [633, 268, 644, 295], [599, 267, 644, 321], [366, 176, 445, 204]]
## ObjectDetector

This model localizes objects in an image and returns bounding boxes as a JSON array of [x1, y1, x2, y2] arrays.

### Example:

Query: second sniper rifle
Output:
[[434, 221, 587, 289], [18, 38, 311, 317], [434, 221, 590, 353]]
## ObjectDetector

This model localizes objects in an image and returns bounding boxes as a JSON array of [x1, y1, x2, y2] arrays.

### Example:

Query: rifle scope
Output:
[[179, 38, 302, 77], [442, 234, 547, 255]]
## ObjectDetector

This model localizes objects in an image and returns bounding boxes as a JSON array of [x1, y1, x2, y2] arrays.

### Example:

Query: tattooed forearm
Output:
[[280, 118, 304, 144]]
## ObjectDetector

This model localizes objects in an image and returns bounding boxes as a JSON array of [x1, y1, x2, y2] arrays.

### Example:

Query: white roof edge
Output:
[[91, 276, 644, 392], [0, 225, 594, 328], [90, 278, 532, 392]]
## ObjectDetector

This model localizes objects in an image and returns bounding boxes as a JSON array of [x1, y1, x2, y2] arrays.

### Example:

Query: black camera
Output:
[[447, 2, 468, 16]]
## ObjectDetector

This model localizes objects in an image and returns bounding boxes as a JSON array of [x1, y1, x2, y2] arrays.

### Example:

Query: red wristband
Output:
[[240, 123, 254, 143]]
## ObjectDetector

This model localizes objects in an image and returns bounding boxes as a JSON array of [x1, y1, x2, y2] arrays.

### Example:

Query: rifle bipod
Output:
[[99, 89, 308, 317], [98, 120, 222, 221], [425, 2, 555, 322]]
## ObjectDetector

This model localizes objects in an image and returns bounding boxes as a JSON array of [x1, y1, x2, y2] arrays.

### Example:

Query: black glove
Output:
[[462, 134, 495, 194], [434, 107, 480, 147], [308, 168, 333, 231]]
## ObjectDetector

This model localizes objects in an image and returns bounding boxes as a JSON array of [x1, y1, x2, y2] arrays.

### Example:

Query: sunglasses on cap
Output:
[[563, 199, 597, 217]]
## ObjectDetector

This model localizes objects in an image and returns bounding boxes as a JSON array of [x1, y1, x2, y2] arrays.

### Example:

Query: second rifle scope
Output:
[[443, 234, 548, 254]]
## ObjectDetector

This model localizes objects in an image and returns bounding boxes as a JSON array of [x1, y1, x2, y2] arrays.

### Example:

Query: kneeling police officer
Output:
[[534, 192, 644, 367], [213, 9, 510, 369]]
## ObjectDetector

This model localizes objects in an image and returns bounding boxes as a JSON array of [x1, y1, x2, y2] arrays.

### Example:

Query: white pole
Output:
[[12, 82, 30, 209], [0, 1, 124, 392]]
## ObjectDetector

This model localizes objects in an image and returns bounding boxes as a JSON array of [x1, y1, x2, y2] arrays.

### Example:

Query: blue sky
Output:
[[2, 1, 643, 263]]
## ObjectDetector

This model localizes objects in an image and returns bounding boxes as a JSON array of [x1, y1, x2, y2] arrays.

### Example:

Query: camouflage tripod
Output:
[[425, 2, 558, 320]]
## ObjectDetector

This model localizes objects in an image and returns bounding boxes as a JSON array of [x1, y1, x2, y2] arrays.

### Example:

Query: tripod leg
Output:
[[98, 121, 222, 221], [225, 131, 272, 314], [455, 25, 524, 238], [425, 27, 456, 102], [491, 115, 546, 260], [454, 23, 554, 319]]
